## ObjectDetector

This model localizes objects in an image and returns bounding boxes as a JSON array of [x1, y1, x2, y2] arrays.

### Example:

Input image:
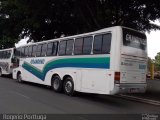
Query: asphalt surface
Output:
[[0, 76, 160, 114], [126, 79, 160, 102], [147, 79, 160, 93]]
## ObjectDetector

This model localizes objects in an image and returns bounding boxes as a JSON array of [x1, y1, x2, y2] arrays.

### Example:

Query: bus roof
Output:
[[16, 26, 145, 48]]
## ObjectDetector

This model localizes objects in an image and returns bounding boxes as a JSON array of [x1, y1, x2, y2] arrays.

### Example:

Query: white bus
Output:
[[12, 26, 147, 95], [0, 48, 19, 76]]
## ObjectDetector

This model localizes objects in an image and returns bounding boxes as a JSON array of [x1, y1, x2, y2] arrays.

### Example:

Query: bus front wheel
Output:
[[0, 69, 2, 77], [63, 77, 74, 96], [51, 75, 62, 92], [17, 73, 23, 83]]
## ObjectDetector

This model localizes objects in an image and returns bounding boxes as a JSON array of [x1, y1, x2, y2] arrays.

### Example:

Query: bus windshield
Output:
[[123, 28, 147, 50]]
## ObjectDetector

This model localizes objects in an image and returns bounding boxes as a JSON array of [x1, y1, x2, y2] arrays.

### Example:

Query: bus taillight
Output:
[[114, 72, 120, 84]]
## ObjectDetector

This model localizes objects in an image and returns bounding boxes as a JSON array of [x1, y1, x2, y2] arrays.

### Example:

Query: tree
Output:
[[0, 0, 160, 48], [155, 52, 160, 71]]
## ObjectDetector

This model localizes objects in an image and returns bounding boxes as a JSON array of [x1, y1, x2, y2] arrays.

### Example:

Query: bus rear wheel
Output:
[[51, 75, 62, 92], [63, 77, 74, 96]]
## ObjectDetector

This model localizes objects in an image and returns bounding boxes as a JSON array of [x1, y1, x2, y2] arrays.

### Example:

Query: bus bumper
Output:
[[110, 83, 147, 95]]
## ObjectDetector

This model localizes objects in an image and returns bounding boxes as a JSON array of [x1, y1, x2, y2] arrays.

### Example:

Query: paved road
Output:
[[0, 77, 160, 114], [147, 79, 160, 92], [125, 80, 160, 102]]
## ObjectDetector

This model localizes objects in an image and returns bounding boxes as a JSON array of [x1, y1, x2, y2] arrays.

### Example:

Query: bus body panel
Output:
[[14, 54, 112, 94]]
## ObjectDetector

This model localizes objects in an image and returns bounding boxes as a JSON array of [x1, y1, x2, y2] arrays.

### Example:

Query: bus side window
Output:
[[1, 51, 3, 59], [0, 51, 2, 59], [2, 51, 5, 59], [46, 42, 58, 56], [41, 43, 47, 57], [93, 35, 102, 54], [0, 51, 1, 59], [66, 39, 74, 55], [15, 48, 20, 57], [21, 47, 25, 58], [102, 33, 111, 54], [17, 48, 21, 57], [6, 50, 9, 58], [6, 51, 9, 58], [3, 51, 5, 59], [46, 42, 53, 56], [59, 40, 66, 56], [8, 50, 11, 58], [93, 33, 111, 54], [74, 38, 83, 55], [5, 51, 8, 58], [83, 36, 93, 55], [28, 46, 32, 57], [32, 45, 37, 57], [36, 44, 42, 57], [3, 51, 6, 59], [52, 42, 58, 56], [25, 47, 29, 57]]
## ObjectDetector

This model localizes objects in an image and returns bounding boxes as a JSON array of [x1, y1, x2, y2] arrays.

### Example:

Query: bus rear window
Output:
[[123, 28, 147, 50]]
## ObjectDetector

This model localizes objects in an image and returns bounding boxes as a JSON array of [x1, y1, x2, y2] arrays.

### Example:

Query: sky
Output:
[[15, 21, 160, 59], [146, 20, 160, 59]]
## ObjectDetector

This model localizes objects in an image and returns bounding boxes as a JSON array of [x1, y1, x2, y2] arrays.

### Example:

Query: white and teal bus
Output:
[[12, 26, 147, 95], [0, 48, 19, 76]]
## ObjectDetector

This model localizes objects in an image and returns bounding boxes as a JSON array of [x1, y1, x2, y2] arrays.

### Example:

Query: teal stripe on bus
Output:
[[22, 57, 110, 81]]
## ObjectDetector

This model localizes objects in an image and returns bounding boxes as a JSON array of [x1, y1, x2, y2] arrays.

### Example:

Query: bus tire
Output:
[[63, 77, 74, 96], [0, 69, 2, 77], [17, 73, 23, 83], [51, 75, 62, 92]]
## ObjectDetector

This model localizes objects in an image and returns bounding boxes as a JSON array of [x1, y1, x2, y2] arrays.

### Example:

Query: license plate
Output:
[[129, 88, 139, 93]]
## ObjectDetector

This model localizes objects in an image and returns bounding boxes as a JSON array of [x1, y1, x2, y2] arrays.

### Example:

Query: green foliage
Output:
[[155, 52, 160, 71], [0, 0, 160, 48]]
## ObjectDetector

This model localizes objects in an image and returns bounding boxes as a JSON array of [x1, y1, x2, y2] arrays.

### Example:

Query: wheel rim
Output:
[[65, 81, 72, 93], [53, 78, 59, 90]]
